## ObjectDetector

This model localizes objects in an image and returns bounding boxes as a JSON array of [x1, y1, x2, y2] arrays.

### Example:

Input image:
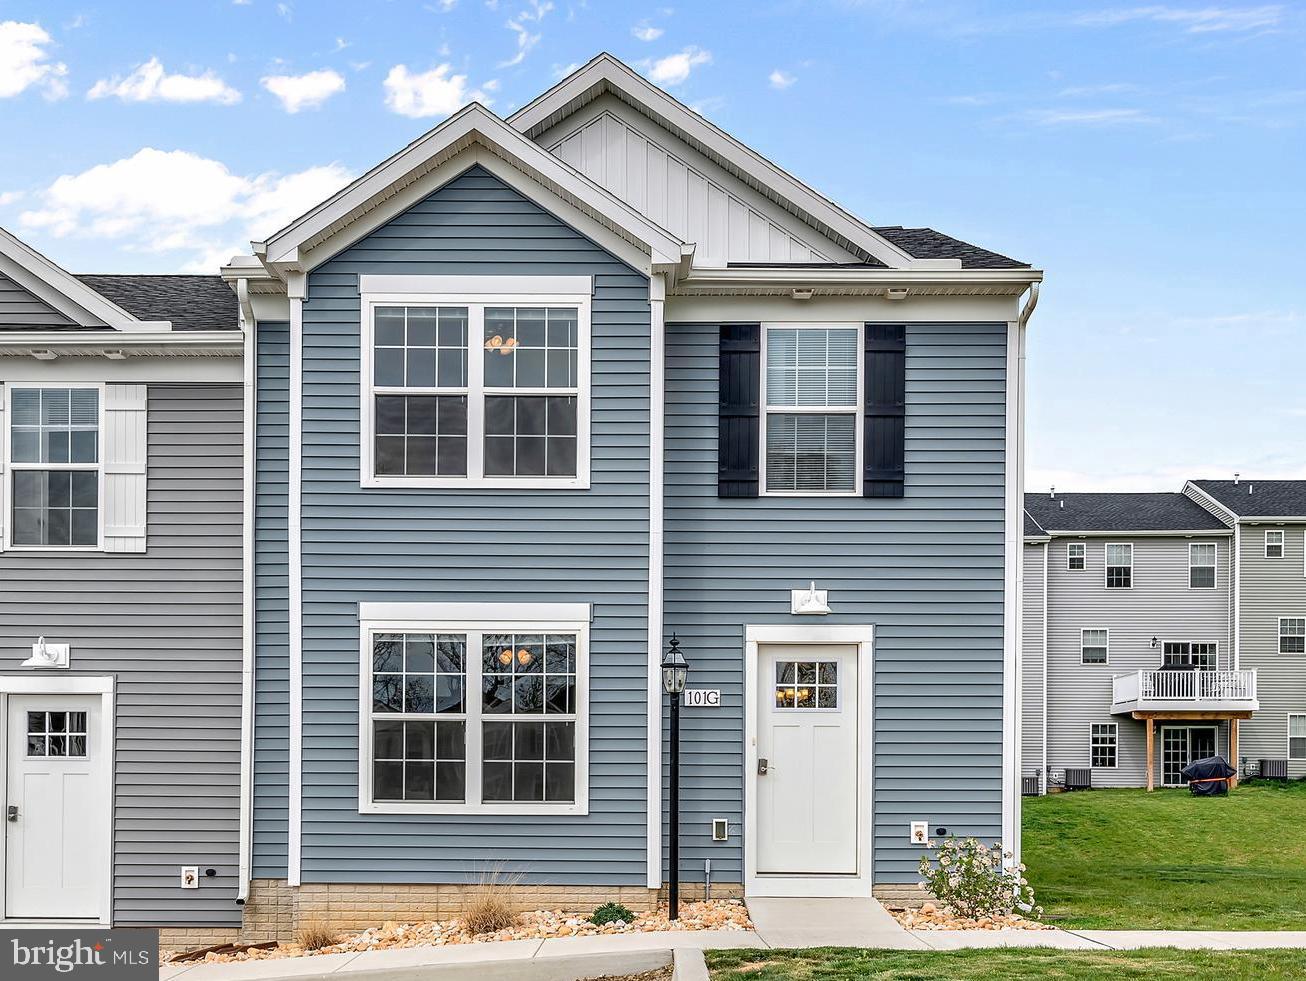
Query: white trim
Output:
[[1037, 528, 1232, 539], [237, 320, 257, 903], [3, 382, 106, 553], [287, 279, 303, 887], [1040, 541, 1048, 794], [1066, 541, 1085, 571], [1001, 318, 1025, 864], [0, 330, 242, 356], [360, 275, 592, 296], [1158, 724, 1219, 787], [1188, 541, 1218, 589], [645, 274, 665, 889], [357, 604, 590, 816], [1277, 616, 1305, 655], [758, 322, 863, 498], [1182, 481, 1239, 524], [1157, 640, 1219, 671], [1265, 529, 1285, 559], [1234, 522, 1242, 669], [742, 623, 873, 898], [358, 287, 592, 490], [0, 674, 115, 926], [1104, 541, 1133, 589], [1080, 627, 1109, 665], [1288, 713, 1306, 761], [0, 356, 242, 384], [1089, 722, 1118, 769]]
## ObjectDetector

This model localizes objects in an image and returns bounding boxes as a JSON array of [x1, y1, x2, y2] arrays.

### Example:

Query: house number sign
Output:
[[683, 689, 721, 708]]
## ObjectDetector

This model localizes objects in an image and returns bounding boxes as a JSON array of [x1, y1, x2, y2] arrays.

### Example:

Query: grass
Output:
[[459, 865, 522, 935], [705, 947, 1306, 980], [1023, 780, 1306, 929], [294, 922, 338, 951]]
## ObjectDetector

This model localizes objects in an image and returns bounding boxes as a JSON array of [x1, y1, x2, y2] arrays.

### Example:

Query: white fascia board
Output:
[[509, 55, 940, 270], [0, 330, 242, 356], [1183, 482, 1240, 524], [258, 104, 684, 274], [360, 274, 592, 296], [1039, 528, 1233, 538], [676, 266, 1043, 295], [0, 228, 169, 332]]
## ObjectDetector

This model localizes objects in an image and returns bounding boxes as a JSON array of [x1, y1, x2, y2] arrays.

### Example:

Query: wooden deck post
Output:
[[1230, 718, 1240, 788], [1146, 717, 1155, 792]]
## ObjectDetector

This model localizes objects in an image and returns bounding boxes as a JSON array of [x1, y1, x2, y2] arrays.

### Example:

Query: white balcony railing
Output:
[[1112, 669, 1258, 712]]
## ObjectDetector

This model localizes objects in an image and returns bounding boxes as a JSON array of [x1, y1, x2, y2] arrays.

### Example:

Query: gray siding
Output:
[[0, 384, 243, 926], [255, 165, 654, 883], [1236, 522, 1306, 776], [254, 324, 290, 877], [663, 320, 1008, 885], [1042, 536, 1232, 788], [0, 272, 78, 329], [1021, 542, 1046, 781]]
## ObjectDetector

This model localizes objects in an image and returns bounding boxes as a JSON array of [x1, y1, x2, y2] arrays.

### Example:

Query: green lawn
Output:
[[705, 947, 1306, 980], [1023, 780, 1306, 929]]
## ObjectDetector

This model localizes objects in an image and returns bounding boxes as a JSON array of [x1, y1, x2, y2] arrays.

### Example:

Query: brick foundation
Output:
[[872, 883, 932, 907], [158, 927, 241, 951]]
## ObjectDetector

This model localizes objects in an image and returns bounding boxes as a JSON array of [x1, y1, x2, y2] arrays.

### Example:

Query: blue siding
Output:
[[295, 166, 652, 883], [663, 321, 1008, 884], [254, 322, 290, 877]]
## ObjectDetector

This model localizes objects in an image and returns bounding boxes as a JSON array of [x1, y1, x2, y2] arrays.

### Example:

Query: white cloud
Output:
[[261, 69, 346, 112], [645, 46, 711, 86], [383, 64, 490, 118], [768, 69, 796, 90], [18, 147, 352, 269], [1025, 107, 1156, 125], [0, 21, 69, 100], [632, 22, 664, 41], [500, 0, 552, 67], [1028, 462, 1306, 493], [1074, 5, 1283, 33], [0, 190, 23, 206], [552, 61, 582, 80], [88, 57, 241, 105]]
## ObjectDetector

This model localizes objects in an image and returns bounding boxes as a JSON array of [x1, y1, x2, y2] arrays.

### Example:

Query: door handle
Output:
[[6, 805, 16, 822], [757, 758, 769, 775]]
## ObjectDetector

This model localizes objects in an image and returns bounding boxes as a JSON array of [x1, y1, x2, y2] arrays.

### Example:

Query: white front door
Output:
[[4, 694, 107, 919], [756, 643, 858, 875]]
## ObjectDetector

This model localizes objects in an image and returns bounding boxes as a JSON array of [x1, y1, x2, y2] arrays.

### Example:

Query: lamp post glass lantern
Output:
[[662, 634, 689, 920]]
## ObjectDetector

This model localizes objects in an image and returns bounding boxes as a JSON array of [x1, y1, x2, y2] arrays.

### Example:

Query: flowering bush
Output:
[[917, 837, 1042, 921]]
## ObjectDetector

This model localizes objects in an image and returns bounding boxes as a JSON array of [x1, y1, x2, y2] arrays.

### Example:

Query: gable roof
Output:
[[76, 275, 238, 332], [872, 227, 1029, 270], [254, 101, 689, 279], [1024, 492, 1230, 534], [1189, 480, 1306, 519], [510, 54, 1029, 272], [0, 226, 170, 331]]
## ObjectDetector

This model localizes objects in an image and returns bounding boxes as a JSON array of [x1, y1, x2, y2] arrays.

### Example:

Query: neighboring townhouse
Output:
[[1022, 492, 1242, 792], [1185, 479, 1306, 778], [220, 53, 1041, 938], [0, 229, 246, 943]]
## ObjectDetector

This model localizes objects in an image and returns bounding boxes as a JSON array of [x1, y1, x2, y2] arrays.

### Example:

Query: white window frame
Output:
[[3, 381, 106, 552], [1160, 641, 1218, 670], [1080, 628, 1109, 665], [1266, 529, 1285, 559], [359, 276, 592, 489], [357, 602, 590, 816], [1289, 714, 1306, 761], [1279, 616, 1305, 655], [1090, 722, 1118, 769], [1066, 542, 1086, 571], [1104, 542, 1133, 589], [1188, 542, 1217, 589], [758, 322, 863, 498]]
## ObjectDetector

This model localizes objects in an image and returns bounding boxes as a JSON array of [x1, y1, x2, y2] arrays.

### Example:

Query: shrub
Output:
[[590, 902, 635, 926], [460, 866, 522, 935], [917, 836, 1041, 921], [296, 922, 338, 951]]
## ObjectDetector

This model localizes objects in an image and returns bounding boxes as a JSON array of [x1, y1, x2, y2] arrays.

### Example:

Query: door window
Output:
[[774, 660, 838, 709], [26, 711, 88, 758]]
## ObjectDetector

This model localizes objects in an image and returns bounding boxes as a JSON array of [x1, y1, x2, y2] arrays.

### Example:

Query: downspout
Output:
[[1041, 540, 1049, 794], [645, 272, 666, 890], [1233, 521, 1241, 671], [1018, 282, 1040, 330], [237, 279, 257, 905]]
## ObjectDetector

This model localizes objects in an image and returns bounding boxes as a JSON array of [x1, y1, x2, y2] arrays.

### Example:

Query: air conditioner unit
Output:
[[1260, 759, 1289, 780], [1064, 768, 1092, 790]]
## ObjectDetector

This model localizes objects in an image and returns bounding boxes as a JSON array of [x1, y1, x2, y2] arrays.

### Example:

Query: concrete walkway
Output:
[[744, 897, 929, 949]]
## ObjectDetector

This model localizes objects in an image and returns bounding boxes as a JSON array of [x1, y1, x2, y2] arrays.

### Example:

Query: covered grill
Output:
[[1180, 756, 1237, 796]]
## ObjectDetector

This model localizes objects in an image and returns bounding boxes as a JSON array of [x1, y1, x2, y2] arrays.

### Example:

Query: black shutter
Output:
[[863, 324, 906, 498], [718, 323, 761, 498]]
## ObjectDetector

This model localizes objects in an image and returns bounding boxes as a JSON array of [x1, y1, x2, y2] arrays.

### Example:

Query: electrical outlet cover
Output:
[[909, 821, 929, 845], [181, 866, 199, 889]]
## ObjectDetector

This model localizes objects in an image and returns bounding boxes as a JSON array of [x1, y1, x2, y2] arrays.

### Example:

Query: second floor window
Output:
[[7, 386, 100, 548], [1105, 543, 1132, 588], [1189, 543, 1216, 588], [1067, 542, 1085, 570], [1266, 530, 1285, 559], [1081, 629, 1108, 664], [1280, 617, 1305, 655], [1162, 642, 1217, 670]]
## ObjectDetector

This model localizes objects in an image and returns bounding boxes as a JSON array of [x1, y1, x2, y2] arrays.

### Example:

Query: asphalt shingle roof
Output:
[[1024, 492, 1229, 534], [1191, 480, 1306, 518], [871, 226, 1030, 269], [75, 275, 239, 332]]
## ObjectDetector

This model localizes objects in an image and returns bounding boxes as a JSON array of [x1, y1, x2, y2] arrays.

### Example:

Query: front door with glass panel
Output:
[[1161, 726, 1217, 786], [4, 695, 107, 919], [756, 644, 858, 875]]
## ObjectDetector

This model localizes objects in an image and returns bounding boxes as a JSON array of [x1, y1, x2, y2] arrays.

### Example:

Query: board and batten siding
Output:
[[0, 383, 243, 926], [263, 165, 653, 883], [1043, 535, 1232, 788], [1236, 521, 1306, 776], [663, 320, 1008, 885], [0, 272, 77, 329], [1021, 541, 1046, 782]]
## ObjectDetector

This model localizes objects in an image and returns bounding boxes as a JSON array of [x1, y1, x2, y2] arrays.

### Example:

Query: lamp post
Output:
[[661, 634, 689, 921]]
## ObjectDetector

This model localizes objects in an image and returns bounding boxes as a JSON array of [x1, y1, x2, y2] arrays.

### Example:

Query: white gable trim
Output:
[[509, 55, 952, 271], [0, 227, 170, 332], [255, 104, 688, 278]]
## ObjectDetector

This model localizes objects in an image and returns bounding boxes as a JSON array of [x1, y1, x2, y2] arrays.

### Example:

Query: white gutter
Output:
[[0, 330, 242, 354], [1041, 540, 1049, 795], [287, 273, 305, 887], [1234, 522, 1241, 670], [1036, 529, 1233, 538], [237, 319, 257, 905], [645, 273, 666, 890], [676, 266, 1044, 293]]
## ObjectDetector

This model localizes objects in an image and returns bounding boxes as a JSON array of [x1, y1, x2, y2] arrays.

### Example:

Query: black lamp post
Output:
[[662, 633, 689, 920]]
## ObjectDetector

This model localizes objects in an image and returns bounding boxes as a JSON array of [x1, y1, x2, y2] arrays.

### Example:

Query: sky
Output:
[[0, 0, 1303, 491]]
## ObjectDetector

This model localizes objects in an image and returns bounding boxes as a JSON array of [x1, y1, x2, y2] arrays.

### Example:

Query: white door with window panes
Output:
[[1162, 726, 1217, 786], [755, 644, 858, 875], [4, 695, 107, 919]]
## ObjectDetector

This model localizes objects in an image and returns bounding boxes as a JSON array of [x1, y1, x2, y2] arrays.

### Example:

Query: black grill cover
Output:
[[1181, 756, 1237, 795]]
